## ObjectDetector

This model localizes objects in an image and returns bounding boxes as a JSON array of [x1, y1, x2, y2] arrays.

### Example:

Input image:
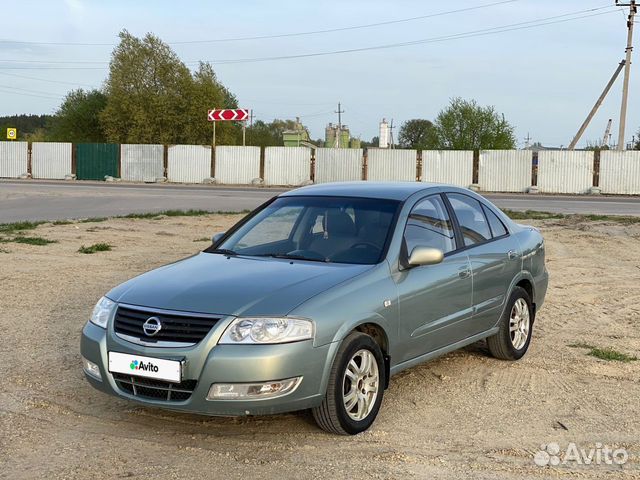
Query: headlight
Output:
[[219, 317, 313, 344], [89, 296, 116, 329]]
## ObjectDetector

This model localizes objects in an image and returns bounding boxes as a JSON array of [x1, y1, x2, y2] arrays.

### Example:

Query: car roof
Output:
[[281, 181, 452, 201]]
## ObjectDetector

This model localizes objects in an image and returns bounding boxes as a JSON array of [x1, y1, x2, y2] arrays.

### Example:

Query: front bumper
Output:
[[80, 320, 338, 416]]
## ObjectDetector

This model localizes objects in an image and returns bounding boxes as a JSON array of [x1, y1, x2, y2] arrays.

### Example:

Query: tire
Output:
[[486, 286, 534, 361], [312, 332, 386, 435]]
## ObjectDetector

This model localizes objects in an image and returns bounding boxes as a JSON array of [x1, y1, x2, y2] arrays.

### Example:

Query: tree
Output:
[[398, 119, 436, 150], [433, 98, 516, 150], [635, 128, 640, 150], [185, 62, 239, 145], [48, 89, 107, 143], [0, 114, 53, 140], [361, 136, 379, 148], [246, 119, 309, 147], [100, 31, 240, 145]]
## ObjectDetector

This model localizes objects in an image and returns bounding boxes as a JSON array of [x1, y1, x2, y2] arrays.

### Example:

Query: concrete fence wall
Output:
[[2, 141, 640, 196], [264, 147, 311, 186], [121, 144, 164, 182], [315, 148, 363, 183], [215, 146, 261, 185], [366, 148, 417, 181], [167, 145, 212, 183], [31, 142, 72, 180], [537, 151, 594, 194], [0, 141, 28, 178], [479, 150, 532, 193], [599, 150, 640, 195], [422, 150, 474, 187]]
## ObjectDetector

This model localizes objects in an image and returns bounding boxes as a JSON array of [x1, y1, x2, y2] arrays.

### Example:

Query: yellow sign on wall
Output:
[[7, 128, 17, 140]]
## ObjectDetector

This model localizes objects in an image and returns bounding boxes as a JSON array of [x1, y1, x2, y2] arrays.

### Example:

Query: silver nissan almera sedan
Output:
[[81, 182, 548, 435]]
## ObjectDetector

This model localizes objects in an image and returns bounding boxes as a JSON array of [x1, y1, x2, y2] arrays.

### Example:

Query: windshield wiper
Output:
[[207, 248, 238, 256], [254, 253, 329, 263]]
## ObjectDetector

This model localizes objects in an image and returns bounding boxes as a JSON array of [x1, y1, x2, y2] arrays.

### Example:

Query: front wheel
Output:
[[312, 332, 385, 435]]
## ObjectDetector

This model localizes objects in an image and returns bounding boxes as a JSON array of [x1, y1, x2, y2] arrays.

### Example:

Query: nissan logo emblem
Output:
[[142, 316, 162, 337]]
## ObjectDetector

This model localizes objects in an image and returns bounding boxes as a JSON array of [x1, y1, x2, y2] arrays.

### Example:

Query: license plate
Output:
[[108, 352, 181, 383]]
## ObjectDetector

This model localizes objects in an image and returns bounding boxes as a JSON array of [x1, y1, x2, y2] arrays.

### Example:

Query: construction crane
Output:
[[602, 119, 613, 148]]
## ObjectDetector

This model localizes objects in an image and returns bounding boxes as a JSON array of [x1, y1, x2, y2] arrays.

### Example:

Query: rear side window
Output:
[[483, 205, 509, 238], [404, 195, 456, 254], [446, 193, 491, 247]]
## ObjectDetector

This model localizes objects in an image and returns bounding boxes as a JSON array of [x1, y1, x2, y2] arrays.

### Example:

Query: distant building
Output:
[[282, 118, 311, 147], [324, 123, 363, 148], [379, 119, 390, 149]]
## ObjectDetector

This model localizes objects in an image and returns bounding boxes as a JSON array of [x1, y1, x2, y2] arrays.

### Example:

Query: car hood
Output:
[[107, 252, 372, 317]]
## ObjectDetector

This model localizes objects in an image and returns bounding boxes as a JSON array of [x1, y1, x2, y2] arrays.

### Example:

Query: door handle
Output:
[[508, 250, 519, 260], [458, 267, 471, 279]]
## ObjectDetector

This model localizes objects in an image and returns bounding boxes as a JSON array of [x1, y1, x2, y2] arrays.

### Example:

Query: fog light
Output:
[[207, 377, 302, 400], [82, 356, 102, 381]]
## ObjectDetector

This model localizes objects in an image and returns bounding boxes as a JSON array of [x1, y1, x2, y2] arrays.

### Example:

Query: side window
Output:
[[482, 205, 509, 238], [447, 193, 491, 247], [404, 195, 456, 254]]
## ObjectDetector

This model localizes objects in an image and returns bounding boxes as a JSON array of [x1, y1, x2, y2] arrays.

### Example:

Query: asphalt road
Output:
[[1, 179, 639, 223]]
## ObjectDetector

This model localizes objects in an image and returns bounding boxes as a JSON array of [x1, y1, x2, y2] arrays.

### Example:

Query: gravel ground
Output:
[[0, 214, 638, 479]]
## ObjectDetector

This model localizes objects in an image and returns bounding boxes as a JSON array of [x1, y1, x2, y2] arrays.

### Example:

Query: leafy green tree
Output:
[[0, 114, 53, 140], [433, 98, 516, 150], [635, 128, 640, 150], [101, 31, 192, 144], [361, 136, 379, 148], [185, 62, 240, 145], [100, 31, 239, 145], [246, 119, 309, 147], [398, 119, 436, 150], [48, 89, 107, 142]]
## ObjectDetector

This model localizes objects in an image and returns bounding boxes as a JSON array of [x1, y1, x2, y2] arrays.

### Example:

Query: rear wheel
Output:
[[486, 286, 534, 360], [312, 332, 385, 435]]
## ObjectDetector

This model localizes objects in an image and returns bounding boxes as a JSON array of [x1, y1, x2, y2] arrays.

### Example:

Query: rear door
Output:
[[445, 193, 521, 335]]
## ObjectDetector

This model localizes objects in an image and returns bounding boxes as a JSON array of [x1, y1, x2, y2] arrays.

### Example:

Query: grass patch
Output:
[[79, 217, 108, 223], [78, 243, 113, 254], [503, 210, 566, 220], [580, 214, 640, 225], [0, 220, 46, 234], [193, 237, 212, 242], [588, 347, 637, 362], [504, 209, 640, 224], [52, 220, 73, 225], [12, 236, 57, 246], [568, 343, 637, 362]]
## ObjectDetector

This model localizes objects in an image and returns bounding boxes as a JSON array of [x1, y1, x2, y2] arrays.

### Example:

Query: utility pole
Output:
[[568, 60, 625, 150], [617, 0, 637, 150], [524, 132, 532, 149], [335, 102, 344, 148], [247, 110, 255, 145]]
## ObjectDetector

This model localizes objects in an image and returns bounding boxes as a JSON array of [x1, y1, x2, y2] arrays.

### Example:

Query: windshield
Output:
[[212, 196, 400, 265]]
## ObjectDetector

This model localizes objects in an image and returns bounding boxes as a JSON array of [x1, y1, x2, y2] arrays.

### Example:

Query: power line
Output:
[[0, 71, 97, 88], [0, 0, 519, 47], [0, 86, 62, 100], [0, 6, 618, 70], [0, 83, 65, 97]]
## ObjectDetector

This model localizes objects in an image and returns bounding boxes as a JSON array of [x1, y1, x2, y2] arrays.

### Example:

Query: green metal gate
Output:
[[76, 143, 119, 181]]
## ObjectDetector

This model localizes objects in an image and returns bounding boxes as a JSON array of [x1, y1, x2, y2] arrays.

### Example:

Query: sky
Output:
[[0, 0, 637, 148]]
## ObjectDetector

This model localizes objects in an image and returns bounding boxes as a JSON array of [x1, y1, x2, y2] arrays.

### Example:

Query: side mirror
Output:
[[408, 246, 444, 267], [212, 232, 226, 244]]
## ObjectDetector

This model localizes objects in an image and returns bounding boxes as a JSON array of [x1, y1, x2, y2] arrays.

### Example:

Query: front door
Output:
[[393, 194, 473, 363]]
